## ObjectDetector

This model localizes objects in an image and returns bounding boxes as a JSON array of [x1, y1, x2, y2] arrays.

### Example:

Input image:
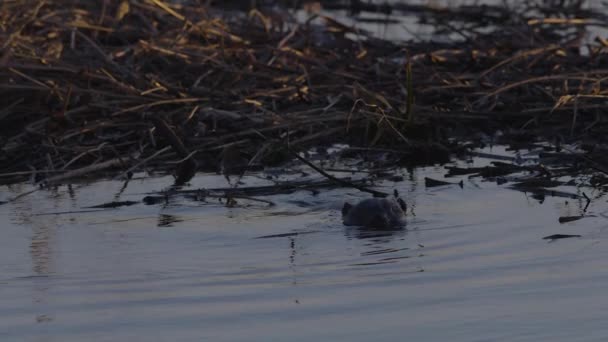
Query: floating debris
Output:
[[558, 216, 585, 224], [543, 234, 582, 241], [255, 231, 318, 239], [142, 195, 167, 206], [511, 179, 564, 189], [84, 201, 139, 209], [444, 164, 528, 178], [424, 177, 463, 188]]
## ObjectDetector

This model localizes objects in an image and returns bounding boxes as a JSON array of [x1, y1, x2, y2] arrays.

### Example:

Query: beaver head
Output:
[[342, 197, 406, 228]]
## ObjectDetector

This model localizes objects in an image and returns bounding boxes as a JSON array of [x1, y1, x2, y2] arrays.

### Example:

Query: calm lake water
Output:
[[2, 147, 607, 341]]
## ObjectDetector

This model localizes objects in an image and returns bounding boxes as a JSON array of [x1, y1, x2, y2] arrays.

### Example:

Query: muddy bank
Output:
[[2, 0, 608, 187]]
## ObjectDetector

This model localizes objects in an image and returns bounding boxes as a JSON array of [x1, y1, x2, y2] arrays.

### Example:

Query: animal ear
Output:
[[342, 202, 352, 216], [397, 198, 407, 212]]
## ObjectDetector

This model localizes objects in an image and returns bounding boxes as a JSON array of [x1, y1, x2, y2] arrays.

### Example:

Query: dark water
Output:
[[2, 147, 608, 341]]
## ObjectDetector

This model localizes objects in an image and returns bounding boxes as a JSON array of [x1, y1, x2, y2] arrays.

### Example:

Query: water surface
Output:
[[1, 153, 607, 341]]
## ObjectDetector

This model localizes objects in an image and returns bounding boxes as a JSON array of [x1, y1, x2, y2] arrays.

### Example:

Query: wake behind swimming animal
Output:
[[342, 197, 407, 228]]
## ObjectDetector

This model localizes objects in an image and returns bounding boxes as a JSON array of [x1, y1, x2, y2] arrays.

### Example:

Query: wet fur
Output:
[[342, 197, 406, 228]]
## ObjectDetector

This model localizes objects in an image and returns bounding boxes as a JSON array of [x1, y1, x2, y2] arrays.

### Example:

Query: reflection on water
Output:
[[30, 223, 53, 276], [1, 158, 608, 341], [157, 214, 183, 228], [344, 224, 407, 241], [29, 214, 57, 327]]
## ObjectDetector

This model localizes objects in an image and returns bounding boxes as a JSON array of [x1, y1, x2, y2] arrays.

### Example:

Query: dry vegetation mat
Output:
[[2, 0, 608, 189]]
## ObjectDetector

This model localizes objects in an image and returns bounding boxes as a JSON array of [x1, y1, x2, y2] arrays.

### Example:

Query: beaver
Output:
[[342, 197, 407, 228]]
